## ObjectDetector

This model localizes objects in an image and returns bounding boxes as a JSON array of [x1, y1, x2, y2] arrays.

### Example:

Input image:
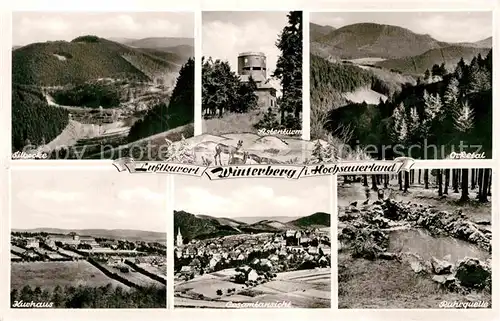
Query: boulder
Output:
[[378, 252, 397, 260], [455, 258, 491, 289], [432, 274, 456, 286], [401, 252, 426, 273], [349, 201, 358, 207], [431, 257, 453, 275]]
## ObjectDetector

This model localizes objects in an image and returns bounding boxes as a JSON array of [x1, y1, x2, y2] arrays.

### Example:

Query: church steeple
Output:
[[176, 227, 183, 247]]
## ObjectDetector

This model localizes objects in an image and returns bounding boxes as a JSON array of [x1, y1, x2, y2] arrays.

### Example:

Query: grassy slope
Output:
[[202, 110, 263, 135]]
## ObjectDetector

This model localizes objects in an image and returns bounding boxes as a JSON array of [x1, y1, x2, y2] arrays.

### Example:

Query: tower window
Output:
[[252, 67, 262, 70], [243, 67, 251, 70]]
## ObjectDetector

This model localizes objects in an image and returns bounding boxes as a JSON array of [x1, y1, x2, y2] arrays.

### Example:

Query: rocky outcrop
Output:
[[382, 199, 491, 251], [455, 258, 491, 290], [338, 199, 492, 292]]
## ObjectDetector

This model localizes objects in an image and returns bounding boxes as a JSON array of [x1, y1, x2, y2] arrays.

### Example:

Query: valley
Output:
[[309, 18, 493, 160], [12, 35, 195, 160]]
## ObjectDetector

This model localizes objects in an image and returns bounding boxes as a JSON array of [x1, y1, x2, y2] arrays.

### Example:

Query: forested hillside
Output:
[[325, 50, 492, 159], [12, 84, 69, 152], [12, 36, 177, 86], [127, 58, 195, 142]]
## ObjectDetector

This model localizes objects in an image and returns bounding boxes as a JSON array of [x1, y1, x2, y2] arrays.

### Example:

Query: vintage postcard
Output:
[[10, 169, 168, 308], [337, 168, 492, 308], [11, 12, 195, 161], [310, 12, 492, 160], [173, 176, 332, 308]]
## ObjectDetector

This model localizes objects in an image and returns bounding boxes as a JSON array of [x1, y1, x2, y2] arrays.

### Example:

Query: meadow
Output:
[[11, 261, 127, 290]]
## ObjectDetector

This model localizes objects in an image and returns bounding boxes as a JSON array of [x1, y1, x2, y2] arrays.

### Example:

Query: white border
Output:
[[1, 0, 499, 320]]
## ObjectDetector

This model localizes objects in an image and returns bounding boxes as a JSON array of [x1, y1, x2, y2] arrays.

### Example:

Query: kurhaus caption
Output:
[[113, 157, 415, 179]]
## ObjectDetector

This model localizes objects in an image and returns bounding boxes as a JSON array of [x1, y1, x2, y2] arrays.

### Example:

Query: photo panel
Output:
[[11, 12, 195, 161], [198, 11, 306, 165], [173, 175, 332, 308], [9, 168, 168, 309], [337, 168, 492, 309], [309, 12, 493, 161]]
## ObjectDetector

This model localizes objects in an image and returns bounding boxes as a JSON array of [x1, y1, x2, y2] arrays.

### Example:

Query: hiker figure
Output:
[[378, 189, 385, 200]]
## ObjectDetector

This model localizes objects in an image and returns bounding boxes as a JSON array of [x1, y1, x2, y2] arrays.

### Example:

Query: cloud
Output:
[[310, 14, 346, 28], [310, 12, 492, 43], [18, 16, 70, 37], [118, 187, 164, 202], [13, 12, 194, 46], [31, 190, 84, 202], [412, 13, 492, 42], [178, 180, 330, 218], [202, 17, 281, 77]]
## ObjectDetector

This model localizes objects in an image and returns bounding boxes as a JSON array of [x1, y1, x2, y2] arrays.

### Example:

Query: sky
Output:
[[12, 12, 195, 46], [202, 11, 289, 79], [310, 12, 492, 43], [11, 169, 168, 232], [174, 176, 331, 218]]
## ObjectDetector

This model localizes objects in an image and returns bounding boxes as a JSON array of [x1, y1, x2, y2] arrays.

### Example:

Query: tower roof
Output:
[[238, 51, 265, 57]]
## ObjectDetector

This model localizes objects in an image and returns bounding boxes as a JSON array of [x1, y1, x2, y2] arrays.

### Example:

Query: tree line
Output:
[[52, 82, 121, 108], [201, 57, 259, 118], [127, 57, 194, 142], [11, 284, 166, 308], [349, 167, 491, 203]]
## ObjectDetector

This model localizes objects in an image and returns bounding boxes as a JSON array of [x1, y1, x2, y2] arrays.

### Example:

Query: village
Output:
[[11, 231, 167, 287], [174, 227, 332, 308]]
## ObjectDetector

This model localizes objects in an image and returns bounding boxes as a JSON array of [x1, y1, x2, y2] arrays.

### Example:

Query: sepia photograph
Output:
[[12, 12, 195, 161], [337, 168, 492, 308], [201, 11, 303, 138], [10, 169, 168, 308], [173, 176, 332, 308], [310, 12, 492, 160]]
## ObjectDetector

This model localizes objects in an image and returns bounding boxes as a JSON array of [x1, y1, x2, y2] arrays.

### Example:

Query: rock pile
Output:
[[338, 199, 492, 292], [384, 199, 491, 251]]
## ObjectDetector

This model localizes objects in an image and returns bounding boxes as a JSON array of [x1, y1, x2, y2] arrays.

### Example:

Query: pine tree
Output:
[[312, 140, 324, 162], [444, 77, 460, 111], [408, 106, 419, 139], [274, 11, 302, 126], [454, 100, 475, 133], [391, 102, 408, 142]]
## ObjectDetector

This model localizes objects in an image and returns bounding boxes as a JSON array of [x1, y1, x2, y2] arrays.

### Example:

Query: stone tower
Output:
[[237, 52, 267, 83], [176, 227, 183, 247]]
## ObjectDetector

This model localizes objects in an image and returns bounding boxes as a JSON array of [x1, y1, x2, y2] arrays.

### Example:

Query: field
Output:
[[138, 263, 167, 277], [106, 264, 165, 288], [175, 267, 331, 308], [11, 245, 28, 254], [343, 87, 388, 105], [57, 248, 83, 258], [11, 261, 128, 290]]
